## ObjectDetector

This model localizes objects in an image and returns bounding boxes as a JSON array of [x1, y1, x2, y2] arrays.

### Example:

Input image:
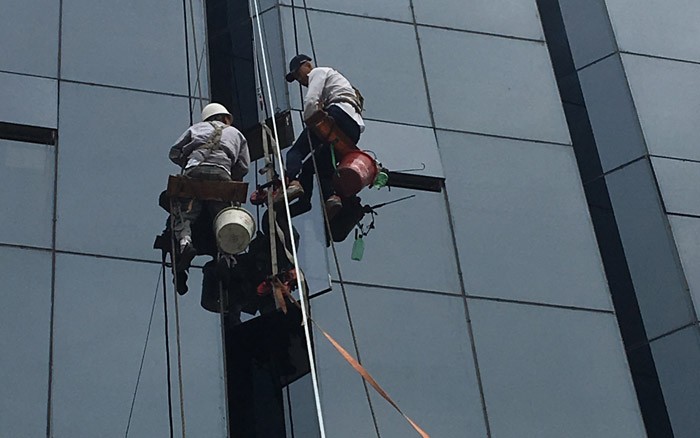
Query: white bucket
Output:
[[213, 207, 256, 254]]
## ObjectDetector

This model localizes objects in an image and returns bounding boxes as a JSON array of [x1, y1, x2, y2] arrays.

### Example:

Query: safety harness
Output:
[[326, 86, 364, 115], [196, 121, 224, 160]]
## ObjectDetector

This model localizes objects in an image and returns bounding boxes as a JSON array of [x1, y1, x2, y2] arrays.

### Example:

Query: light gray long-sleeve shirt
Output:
[[303, 67, 365, 132], [169, 121, 250, 180]]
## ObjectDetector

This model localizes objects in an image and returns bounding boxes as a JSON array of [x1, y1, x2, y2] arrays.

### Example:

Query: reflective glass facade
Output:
[[551, 0, 700, 436], [1, 1, 223, 436], [8, 0, 698, 436]]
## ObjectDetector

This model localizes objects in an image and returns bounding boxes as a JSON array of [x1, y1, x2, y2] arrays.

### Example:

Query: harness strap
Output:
[[327, 96, 363, 115], [199, 121, 224, 152]]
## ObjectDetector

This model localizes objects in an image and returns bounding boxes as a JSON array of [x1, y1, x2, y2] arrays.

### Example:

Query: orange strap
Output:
[[287, 292, 430, 438], [315, 322, 431, 438]]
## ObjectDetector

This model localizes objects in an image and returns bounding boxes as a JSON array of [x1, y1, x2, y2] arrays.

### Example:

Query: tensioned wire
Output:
[[250, 0, 328, 436], [124, 267, 166, 437], [290, 1, 382, 435]]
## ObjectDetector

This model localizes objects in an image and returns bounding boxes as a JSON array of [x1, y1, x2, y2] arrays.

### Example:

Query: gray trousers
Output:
[[172, 165, 232, 244]]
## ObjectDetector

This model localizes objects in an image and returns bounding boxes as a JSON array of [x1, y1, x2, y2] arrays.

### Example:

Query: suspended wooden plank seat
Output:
[[166, 174, 249, 203]]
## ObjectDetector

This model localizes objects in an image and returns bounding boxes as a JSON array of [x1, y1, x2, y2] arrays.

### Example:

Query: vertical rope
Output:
[[173, 292, 187, 438], [186, 0, 204, 106], [168, 210, 187, 438], [181, 0, 194, 125], [251, 0, 327, 435], [300, 0, 317, 63], [125, 268, 164, 437], [307, 133, 382, 438], [217, 255, 232, 437], [161, 255, 176, 438], [291, 2, 382, 435]]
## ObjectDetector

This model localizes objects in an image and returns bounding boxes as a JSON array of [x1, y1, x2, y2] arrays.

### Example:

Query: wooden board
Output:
[[166, 175, 249, 203]]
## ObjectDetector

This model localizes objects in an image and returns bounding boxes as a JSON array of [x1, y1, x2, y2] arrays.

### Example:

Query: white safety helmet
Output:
[[201, 103, 232, 122]]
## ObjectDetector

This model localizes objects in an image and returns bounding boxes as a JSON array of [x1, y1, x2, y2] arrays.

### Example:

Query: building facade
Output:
[[2, 0, 696, 437]]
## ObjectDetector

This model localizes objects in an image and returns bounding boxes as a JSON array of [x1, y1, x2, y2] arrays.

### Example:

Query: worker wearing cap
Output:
[[169, 103, 250, 277], [284, 54, 365, 219]]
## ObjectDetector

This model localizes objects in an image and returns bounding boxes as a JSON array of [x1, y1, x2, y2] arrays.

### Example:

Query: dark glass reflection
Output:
[[206, 0, 258, 129], [536, 0, 673, 434], [206, 3, 321, 435]]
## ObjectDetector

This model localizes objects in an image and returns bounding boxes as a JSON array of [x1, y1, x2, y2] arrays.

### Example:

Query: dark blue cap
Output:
[[285, 54, 312, 82]]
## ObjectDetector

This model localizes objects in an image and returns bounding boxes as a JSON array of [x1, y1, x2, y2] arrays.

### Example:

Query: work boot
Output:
[[176, 242, 197, 273], [273, 180, 304, 207], [175, 270, 188, 295], [324, 195, 343, 221], [249, 186, 268, 206]]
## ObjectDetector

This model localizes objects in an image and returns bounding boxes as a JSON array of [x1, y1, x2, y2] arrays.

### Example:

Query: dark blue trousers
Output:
[[285, 105, 361, 203]]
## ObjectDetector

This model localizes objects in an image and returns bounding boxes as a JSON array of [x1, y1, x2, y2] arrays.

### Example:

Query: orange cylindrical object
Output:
[[333, 150, 378, 197], [306, 111, 358, 158]]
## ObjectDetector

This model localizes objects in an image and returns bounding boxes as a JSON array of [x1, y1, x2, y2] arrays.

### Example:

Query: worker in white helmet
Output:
[[168, 103, 250, 281]]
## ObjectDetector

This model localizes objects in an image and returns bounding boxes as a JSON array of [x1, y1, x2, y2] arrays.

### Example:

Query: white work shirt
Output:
[[303, 67, 365, 132]]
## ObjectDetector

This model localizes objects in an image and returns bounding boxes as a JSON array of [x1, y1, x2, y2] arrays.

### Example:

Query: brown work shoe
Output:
[[324, 195, 343, 220], [273, 180, 304, 207]]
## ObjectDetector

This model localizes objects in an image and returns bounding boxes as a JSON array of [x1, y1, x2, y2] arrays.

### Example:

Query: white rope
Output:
[[250, 1, 327, 436]]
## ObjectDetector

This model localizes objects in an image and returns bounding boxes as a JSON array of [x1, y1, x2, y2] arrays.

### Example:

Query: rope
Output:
[[284, 292, 431, 438], [253, 3, 432, 437], [125, 268, 164, 437], [250, 0, 327, 435], [261, 122, 281, 309], [181, 0, 194, 125], [217, 254, 232, 435], [161, 251, 176, 438], [186, 0, 204, 108], [307, 132, 382, 438], [291, 2, 382, 435], [300, 0, 318, 63], [168, 207, 187, 438], [173, 284, 187, 437]]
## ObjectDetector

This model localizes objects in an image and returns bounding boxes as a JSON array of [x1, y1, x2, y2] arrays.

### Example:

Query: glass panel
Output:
[[626, 344, 674, 436], [172, 266, 228, 436], [578, 54, 647, 172], [650, 324, 700, 438], [439, 130, 613, 310], [361, 120, 444, 178], [61, 0, 188, 94], [0, 0, 59, 77], [283, 374, 320, 437], [330, 186, 461, 294], [413, 0, 543, 40], [52, 254, 226, 436], [605, 159, 695, 338], [668, 216, 700, 318], [334, 285, 487, 437], [281, 0, 413, 22], [419, 27, 570, 144], [651, 157, 700, 216], [623, 53, 700, 162], [0, 247, 52, 438], [56, 82, 190, 260], [469, 299, 646, 438], [558, 0, 617, 68], [310, 289, 381, 438], [606, 0, 700, 63], [311, 286, 487, 436], [0, 72, 57, 128], [279, 8, 432, 127], [584, 177, 649, 347], [0, 140, 54, 247]]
